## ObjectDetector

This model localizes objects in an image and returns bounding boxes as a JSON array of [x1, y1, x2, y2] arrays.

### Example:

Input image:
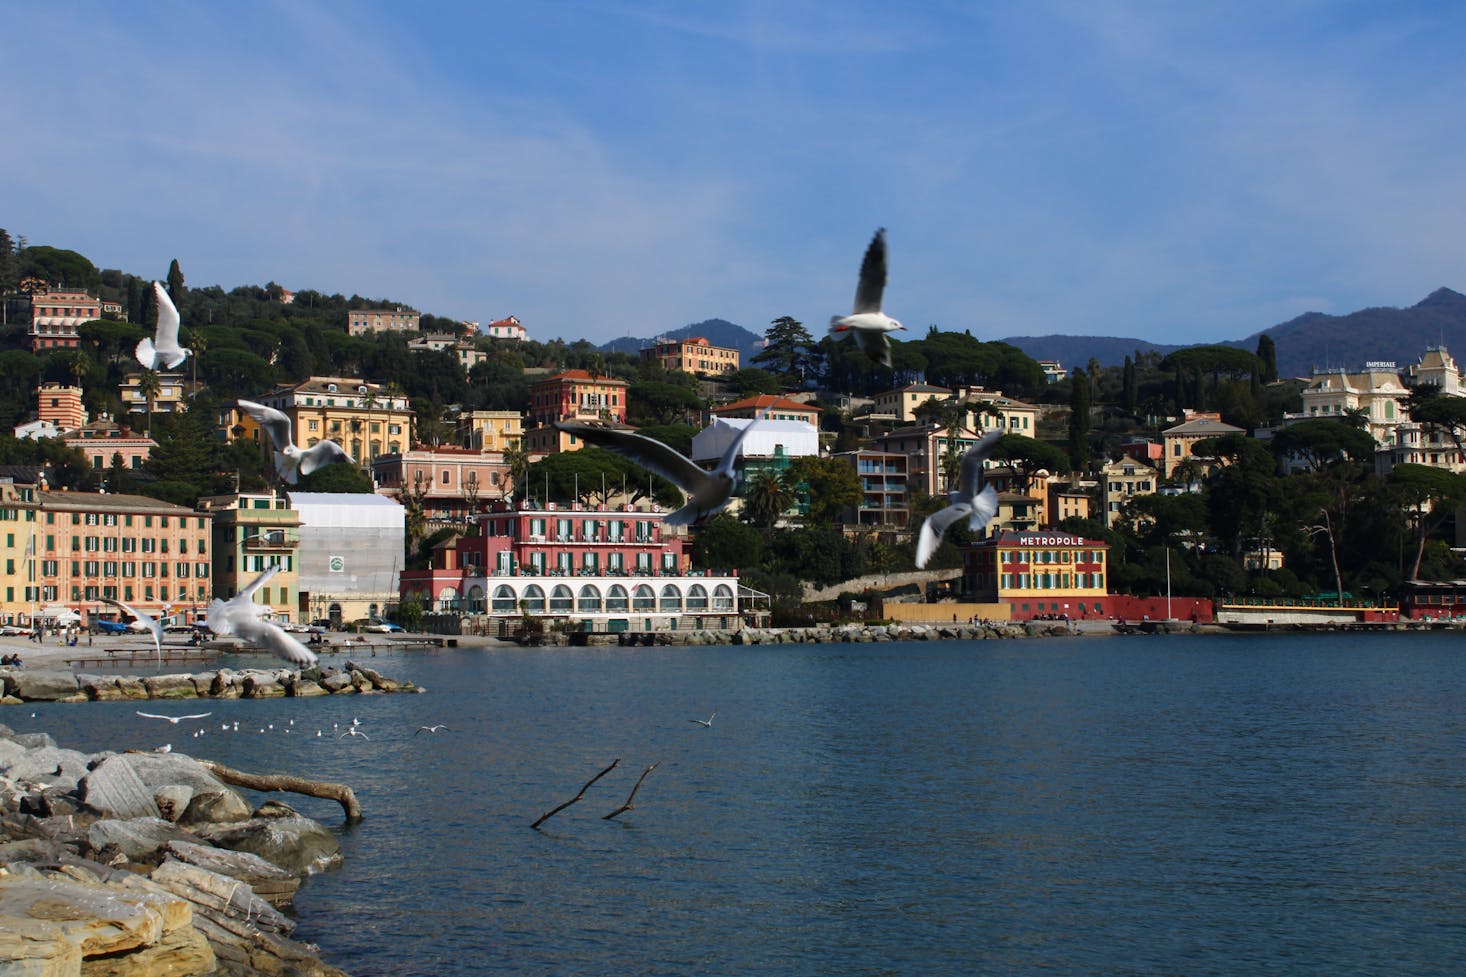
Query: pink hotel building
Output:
[[398, 500, 756, 633]]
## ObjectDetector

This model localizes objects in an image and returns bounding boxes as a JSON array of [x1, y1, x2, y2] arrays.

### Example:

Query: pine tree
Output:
[[0, 229, 15, 292], [752, 316, 815, 387]]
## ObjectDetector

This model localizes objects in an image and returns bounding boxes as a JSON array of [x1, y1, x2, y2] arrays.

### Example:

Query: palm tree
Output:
[[136, 370, 162, 432], [186, 333, 207, 389], [743, 468, 795, 531], [65, 349, 90, 391], [504, 442, 530, 502]]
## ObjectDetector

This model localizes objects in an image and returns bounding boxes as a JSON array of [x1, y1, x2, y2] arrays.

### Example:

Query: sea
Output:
[[20, 630, 1466, 977]]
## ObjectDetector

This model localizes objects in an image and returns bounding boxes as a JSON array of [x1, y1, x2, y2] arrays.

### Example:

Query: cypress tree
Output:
[[1122, 355, 1138, 414], [1068, 373, 1092, 469], [1256, 334, 1278, 384], [166, 258, 185, 306]]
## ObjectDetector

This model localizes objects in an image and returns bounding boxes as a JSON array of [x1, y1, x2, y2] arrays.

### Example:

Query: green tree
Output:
[[988, 434, 1069, 495], [20, 245, 100, 291], [1068, 372, 1092, 469], [1256, 334, 1279, 384], [787, 456, 861, 524], [1388, 464, 1466, 579], [743, 468, 797, 530], [166, 258, 186, 307], [723, 368, 782, 397], [136, 370, 162, 432], [1268, 419, 1376, 472], [752, 316, 815, 386], [1122, 355, 1138, 414], [690, 514, 765, 570]]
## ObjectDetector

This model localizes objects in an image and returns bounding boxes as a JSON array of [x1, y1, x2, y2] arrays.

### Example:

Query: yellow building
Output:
[[197, 491, 301, 623], [230, 376, 414, 467], [0, 481, 40, 626], [963, 530, 1109, 620], [639, 336, 740, 376], [456, 410, 524, 452], [120, 371, 189, 417], [1161, 411, 1244, 479], [871, 384, 951, 423], [347, 307, 420, 336]]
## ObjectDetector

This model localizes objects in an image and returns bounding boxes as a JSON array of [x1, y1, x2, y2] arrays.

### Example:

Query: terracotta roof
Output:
[[712, 394, 819, 414], [537, 370, 628, 386]]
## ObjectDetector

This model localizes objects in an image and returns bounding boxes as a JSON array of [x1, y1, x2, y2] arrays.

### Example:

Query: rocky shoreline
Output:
[[0, 723, 353, 976], [1, 662, 422, 706]]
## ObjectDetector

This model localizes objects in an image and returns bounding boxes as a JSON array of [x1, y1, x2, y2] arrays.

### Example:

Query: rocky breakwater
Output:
[[566, 620, 1066, 647], [0, 723, 350, 976], [0, 660, 420, 706]]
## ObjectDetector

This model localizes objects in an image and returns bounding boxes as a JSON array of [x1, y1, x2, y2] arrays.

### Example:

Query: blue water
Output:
[[21, 632, 1466, 976]]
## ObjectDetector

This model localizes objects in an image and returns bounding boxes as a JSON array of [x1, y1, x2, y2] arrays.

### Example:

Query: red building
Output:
[[523, 370, 630, 455], [399, 500, 751, 633]]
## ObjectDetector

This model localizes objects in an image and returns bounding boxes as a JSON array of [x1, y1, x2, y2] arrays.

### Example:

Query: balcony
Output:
[[242, 531, 298, 550]]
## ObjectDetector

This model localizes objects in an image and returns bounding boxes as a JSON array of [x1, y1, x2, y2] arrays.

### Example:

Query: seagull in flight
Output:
[[553, 419, 761, 525], [414, 724, 451, 735], [339, 727, 369, 740], [915, 429, 1004, 569], [235, 398, 352, 485], [137, 710, 213, 724], [689, 712, 716, 728], [100, 597, 164, 666], [136, 281, 190, 370], [206, 567, 317, 667], [829, 227, 905, 368]]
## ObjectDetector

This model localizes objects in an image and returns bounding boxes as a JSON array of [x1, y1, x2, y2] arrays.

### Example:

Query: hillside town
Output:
[[4, 236, 1466, 638]]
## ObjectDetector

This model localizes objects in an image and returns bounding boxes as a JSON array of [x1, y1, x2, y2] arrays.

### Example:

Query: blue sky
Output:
[[6, 1, 1466, 349]]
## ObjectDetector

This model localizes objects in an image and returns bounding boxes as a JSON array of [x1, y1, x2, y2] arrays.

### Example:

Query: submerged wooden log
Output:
[[198, 760, 362, 823], [532, 758, 620, 830], [603, 762, 659, 821]]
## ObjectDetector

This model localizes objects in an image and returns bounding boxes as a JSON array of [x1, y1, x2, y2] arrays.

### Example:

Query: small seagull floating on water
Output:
[[689, 713, 716, 728], [137, 710, 213, 725]]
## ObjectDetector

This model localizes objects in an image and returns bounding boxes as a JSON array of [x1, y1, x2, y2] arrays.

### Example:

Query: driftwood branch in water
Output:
[[532, 758, 620, 830], [199, 759, 362, 823], [603, 761, 659, 820]]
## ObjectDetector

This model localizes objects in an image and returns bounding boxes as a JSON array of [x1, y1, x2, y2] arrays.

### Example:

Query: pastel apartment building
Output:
[[347, 306, 420, 336], [27, 287, 100, 351], [484, 316, 526, 341], [232, 376, 414, 466], [523, 370, 629, 455], [30, 491, 213, 624], [196, 491, 301, 623], [371, 446, 514, 523], [64, 418, 157, 472], [639, 336, 740, 377]]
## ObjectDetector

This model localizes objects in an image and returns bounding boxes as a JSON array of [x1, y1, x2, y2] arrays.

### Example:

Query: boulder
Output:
[[165, 839, 301, 907], [115, 676, 150, 700], [143, 674, 199, 700], [116, 753, 252, 826], [80, 755, 163, 820], [193, 815, 343, 876], [318, 672, 354, 694], [154, 784, 195, 823], [241, 675, 285, 698], [6, 670, 80, 702], [291, 679, 329, 697], [85, 816, 192, 864], [5, 745, 92, 787], [78, 675, 127, 702]]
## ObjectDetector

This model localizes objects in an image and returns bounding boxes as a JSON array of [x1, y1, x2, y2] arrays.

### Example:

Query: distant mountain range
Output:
[[599, 318, 765, 364], [604, 288, 1466, 382], [1001, 288, 1466, 378]]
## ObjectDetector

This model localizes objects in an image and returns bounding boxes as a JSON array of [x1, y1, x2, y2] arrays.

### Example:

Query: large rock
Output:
[[165, 839, 301, 908], [193, 815, 343, 876], [115, 676, 150, 700], [114, 752, 252, 826], [142, 674, 199, 700], [5, 669, 80, 702], [4, 746, 92, 789], [318, 672, 354, 694], [78, 675, 127, 702], [79, 755, 163, 820], [0, 870, 213, 977], [86, 816, 190, 864]]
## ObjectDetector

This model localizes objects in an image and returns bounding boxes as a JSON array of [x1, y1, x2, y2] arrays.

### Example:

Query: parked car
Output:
[[0, 624, 33, 636], [363, 621, 405, 633]]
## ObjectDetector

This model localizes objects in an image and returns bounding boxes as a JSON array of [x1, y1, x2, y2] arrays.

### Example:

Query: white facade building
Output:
[[288, 492, 405, 625]]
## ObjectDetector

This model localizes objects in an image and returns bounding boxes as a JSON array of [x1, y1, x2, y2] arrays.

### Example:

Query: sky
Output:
[[6, 1, 1466, 349]]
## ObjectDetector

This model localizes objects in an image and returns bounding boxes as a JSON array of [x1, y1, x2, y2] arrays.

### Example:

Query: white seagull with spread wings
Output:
[[136, 281, 190, 370], [829, 228, 905, 368], [553, 418, 760, 525], [235, 399, 352, 485], [915, 429, 1004, 569], [99, 597, 164, 666], [205, 567, 318, 667], [136, 710, 213, 724]]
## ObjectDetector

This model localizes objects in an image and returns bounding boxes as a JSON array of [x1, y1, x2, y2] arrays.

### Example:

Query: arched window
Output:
[[492, 585, 516, 613], [686, 584, 708, 611], [550, 585, 574, 612], [659, 584, 682, 612], [577, 585, 603, 611], [437, 587, 458, 611], [633, 584, 656, 610], [606, 585, 629, 612], [521, 584, 545, 612], [466, 584, 485, 613], [712, 584, 734, 611]]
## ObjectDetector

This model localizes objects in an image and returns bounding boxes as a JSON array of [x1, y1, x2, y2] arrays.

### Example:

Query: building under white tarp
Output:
[[289, 492, 405, 624], [690, 417, 820, 464]]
